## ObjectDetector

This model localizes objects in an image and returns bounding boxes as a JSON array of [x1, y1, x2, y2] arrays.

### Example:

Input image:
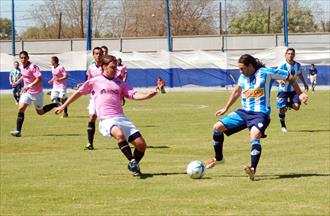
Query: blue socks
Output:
[[250, 139, 262, 171], [212, 131, 224, 161], [279, 111, 286, 127]]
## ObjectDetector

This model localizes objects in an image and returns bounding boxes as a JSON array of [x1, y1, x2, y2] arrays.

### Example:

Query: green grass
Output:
[[1, 90, 329, 215]]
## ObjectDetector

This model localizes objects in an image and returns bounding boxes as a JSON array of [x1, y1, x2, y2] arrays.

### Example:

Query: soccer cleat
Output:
[[205, 157, 225, 169], [61, 113, 69, 118], [10, 130, 21, 137], [84, 143, 94, 150], [244, 165, 255, 181], [281, 127, 288, 133], [128, 159, 141, 176]]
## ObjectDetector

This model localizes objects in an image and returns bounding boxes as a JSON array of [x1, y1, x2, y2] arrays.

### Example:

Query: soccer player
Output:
[[10, 51, 59, 137], [48, 56, 69, 118], [9, 61, 22, 104], [116, 58, 128, 82], [101, 45, 109, 56], [205, 54, 308, 180], [85, 47, 103, 150], [116, 58, 128, 105], [55, 55, 157, 176], [308, 64, 318, 92], [156, 77, 166, 94], [276, 48, 309, 133]]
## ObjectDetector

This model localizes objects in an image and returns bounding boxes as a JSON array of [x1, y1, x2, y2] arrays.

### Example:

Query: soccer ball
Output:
[[186, 160, 205, 179]]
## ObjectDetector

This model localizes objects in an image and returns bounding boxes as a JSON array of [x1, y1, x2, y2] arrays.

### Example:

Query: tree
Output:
[[228, 0, 318, 34], [108, 0, 217, 37], [25, 0, 113, 39], [0, 18, 15, 39]]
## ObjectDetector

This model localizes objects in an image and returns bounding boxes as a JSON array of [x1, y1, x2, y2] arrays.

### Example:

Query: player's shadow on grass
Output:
[[139, 172, 186, 179], [289, 129, 330, 133], [41, 133, 82, 137], [255, 173, 330, 181], [138, 172, 212, 180], [105, 145, 170, 150]]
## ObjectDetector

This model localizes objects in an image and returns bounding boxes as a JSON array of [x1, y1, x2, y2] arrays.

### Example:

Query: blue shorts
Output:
[[276, 91, 300, 109], [219, 109, 270, 137], [12, 84, 22, 94]]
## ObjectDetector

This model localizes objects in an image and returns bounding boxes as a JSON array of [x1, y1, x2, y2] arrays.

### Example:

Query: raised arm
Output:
[[132, 90, 157, 100], [55, 91, 82, 114], [215, 85, 242, 116]]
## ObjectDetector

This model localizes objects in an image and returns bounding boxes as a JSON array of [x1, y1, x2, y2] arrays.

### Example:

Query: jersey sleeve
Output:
[[268, 68, 289, 81], [237, 74, 243, 87], [33, 65, 42, 78], [296, 63, 302, 75], [121, 82, 136, 99], [78, 80, 93, 95], [123, 66, 128, 75], [61, 66, 67, 76]]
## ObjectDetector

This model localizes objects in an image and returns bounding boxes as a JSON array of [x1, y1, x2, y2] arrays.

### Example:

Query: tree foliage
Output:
[[228, 0, 319, 34], [0, 18, 13, 39]]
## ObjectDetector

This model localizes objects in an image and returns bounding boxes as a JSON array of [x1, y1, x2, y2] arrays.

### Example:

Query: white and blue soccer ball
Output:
[[186, 160, 205, 179]]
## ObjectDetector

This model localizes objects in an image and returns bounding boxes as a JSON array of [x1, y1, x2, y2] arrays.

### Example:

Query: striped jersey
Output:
[[9, 69, 21, 83], [277, 61, 301, 92], [238, 67, 289, 116]]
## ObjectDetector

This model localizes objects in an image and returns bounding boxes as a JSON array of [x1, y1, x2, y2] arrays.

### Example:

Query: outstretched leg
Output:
[[205, 121, 227, 169]]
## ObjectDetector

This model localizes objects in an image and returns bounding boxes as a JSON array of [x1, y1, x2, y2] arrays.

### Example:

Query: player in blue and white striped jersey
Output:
[[276, 48, 309, 133], [205, 54, 308, 180]]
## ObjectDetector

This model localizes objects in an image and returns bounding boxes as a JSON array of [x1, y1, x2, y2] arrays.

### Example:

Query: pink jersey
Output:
[[52, 64, 67, 89], [87, 64, 102, 80], [78, 75, 136, 120], [116, 65, 128, 81], [20, 61, 42, 94]]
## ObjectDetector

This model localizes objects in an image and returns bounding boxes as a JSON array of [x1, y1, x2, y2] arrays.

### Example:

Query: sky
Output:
[[1, 0, 329, 35]]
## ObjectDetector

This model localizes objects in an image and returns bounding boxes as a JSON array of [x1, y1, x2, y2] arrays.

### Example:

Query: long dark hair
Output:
[[238, 54, 265, 70]]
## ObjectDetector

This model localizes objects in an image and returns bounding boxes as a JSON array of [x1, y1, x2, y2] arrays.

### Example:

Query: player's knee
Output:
[[136, 139, 147, 152], [280, 107, 287, 113], [292, 104, 300, 111], [250, 126, 262, 139], [213, 122, 225, 133], [89, 115, 97, 122]]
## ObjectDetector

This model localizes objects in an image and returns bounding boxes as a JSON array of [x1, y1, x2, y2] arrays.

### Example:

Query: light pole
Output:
[[11, 0, 15, 56], [165, 0, 172, 52]]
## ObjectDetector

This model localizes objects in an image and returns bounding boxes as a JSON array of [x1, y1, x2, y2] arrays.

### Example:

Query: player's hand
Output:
[[215, 107, 228, 116], [12, 81, 18, 87], [48, 79, 53, 84], [147, 90, 158, 98], [299, 93, 308, 105], [22, 85, 29, 91], [54, 106, 65, 115]]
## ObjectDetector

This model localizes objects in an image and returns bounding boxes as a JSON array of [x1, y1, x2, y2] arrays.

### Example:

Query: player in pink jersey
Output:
[[55, 55, 157, 176], [10, 51, 59, 137], [85, 47, 103, 150], [101, 45, 108, 56], [116, 58, 128, 106], [116, 58, 128, 82], [48, 56, 69, 118]]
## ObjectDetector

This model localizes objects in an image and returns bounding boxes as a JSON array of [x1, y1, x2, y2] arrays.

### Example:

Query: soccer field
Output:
[[1, 90, 329, 215]]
